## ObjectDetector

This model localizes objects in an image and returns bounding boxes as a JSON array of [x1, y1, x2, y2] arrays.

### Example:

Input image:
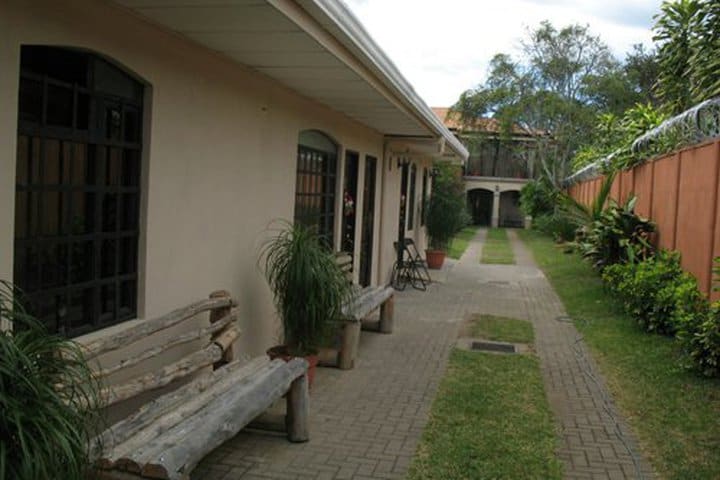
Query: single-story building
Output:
[[0, 0, 467, 367]]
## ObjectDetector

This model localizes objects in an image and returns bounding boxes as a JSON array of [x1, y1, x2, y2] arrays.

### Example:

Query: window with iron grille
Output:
[[294, 131, 338, 246], [14, 46, 144, 337]]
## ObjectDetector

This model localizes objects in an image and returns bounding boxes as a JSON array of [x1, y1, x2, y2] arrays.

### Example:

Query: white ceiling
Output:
[[113, 0, 429, 137]]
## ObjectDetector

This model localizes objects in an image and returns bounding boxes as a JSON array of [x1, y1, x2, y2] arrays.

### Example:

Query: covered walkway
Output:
[[194, 230, 654, 480]]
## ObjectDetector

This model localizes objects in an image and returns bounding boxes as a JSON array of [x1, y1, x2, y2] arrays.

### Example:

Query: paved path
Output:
[[193, 231, 484, 480], [507, 230, 655, 480], [194, 229, 654, 479]]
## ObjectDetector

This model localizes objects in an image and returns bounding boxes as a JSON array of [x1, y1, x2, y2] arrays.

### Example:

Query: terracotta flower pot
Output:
[[267, 345, 319, 388], [425, 249, 446, 269]]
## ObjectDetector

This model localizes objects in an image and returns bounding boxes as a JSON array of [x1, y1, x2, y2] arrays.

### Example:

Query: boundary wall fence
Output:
[[568, 139, 720, 299]]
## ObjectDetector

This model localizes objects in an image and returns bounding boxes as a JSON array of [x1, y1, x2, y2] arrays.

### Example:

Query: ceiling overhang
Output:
[[112, 0, 468, 161]]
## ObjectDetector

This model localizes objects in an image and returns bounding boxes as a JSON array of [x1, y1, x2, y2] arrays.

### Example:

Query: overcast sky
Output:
[[343, 0, 662, 107]]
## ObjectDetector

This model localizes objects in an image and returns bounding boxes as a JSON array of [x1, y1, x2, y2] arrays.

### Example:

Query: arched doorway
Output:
[[499, 190, 523, 227], [467, 188, 493, 226]]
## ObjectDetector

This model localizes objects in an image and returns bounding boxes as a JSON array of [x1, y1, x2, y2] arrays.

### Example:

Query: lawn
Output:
[[469, 314, 534, 343], [519, 229, 720, 479], [480, 228, 515, 264], [447, 226, 479, 259], [408, 317, 561, 480]]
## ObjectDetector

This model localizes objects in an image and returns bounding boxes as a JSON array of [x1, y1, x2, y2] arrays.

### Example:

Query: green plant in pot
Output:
[[261, 222, 354, 386], [425, 164, 469, 269], [0, 280, 104, 479]]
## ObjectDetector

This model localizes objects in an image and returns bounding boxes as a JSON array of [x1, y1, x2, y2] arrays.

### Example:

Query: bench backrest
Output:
[[335, 251, 353, 282], [82, 290, 238, 407]]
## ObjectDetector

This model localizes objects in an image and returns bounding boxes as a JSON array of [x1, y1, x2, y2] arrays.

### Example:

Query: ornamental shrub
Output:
[[602, 251, 706, 335], [532, 213, 578, 242], [677, 303, 720, 377], [576, 196, 654, 270], [675, 256, 720, 377], [520, 179, 557, 219]]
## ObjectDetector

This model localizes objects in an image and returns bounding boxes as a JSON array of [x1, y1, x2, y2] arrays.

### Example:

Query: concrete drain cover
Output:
[[555, 315, 573, 323], [471, 341, 516, 353], [485, 280, 511, 286]]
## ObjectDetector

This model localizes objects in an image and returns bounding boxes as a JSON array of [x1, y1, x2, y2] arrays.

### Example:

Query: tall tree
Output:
[[452, 22, 618, 186], [623, 44, 660, 106], [523, 22, 617, 103], [585, 44, 660, 114], [688, 1, 720, 103], [653, 0, 703, 113]]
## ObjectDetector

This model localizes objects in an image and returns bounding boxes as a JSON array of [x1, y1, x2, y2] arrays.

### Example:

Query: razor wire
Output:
[[564, 97, 720, 187], [632, 97, 720, 155]]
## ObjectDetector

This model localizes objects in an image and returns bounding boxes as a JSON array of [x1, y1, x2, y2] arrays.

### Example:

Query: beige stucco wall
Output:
[[0, 0, 415, 358], [377, 154, 434, 285], [400, 159, 432, 255]]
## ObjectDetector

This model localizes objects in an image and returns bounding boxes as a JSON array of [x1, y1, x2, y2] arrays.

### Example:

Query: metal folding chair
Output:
[[402, 239, 431, 285], [391, 240, 428, 291]]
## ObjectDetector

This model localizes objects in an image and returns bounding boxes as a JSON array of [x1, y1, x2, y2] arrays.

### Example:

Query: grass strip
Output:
[[470, 314, 535, 343], [447, 226, 479, 260], [518, 229, 720, 479], [481, 228, 515, 264], [408, 346, 562, 480]]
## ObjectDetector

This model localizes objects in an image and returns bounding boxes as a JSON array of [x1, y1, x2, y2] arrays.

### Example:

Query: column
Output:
[[491, 189, 500, 227]]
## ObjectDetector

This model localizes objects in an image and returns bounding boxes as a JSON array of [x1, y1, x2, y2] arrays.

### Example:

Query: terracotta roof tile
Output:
[[431, 107, 539, 136]]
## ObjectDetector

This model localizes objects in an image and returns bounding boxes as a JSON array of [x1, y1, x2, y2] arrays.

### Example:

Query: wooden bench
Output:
[[87, 291, 309, 480], [325, 253, 394, 370]]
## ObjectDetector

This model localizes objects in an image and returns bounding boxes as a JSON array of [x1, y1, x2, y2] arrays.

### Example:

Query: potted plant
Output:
[[0, 281, 104, 479], [261, 222, 354, 386], [425, 164, 469, 269]]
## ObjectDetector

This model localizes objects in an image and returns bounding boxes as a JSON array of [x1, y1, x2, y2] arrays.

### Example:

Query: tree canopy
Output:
[[654, 0, 720, 114], [451, 22, 656, 186], [453, 1, 720, 186]]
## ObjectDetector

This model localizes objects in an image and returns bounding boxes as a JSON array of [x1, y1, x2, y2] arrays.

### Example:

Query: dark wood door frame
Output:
[[359, 156, 377, 287]]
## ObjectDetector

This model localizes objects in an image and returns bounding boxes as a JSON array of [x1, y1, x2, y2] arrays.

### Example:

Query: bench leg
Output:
[[379, 296, 394, 334], [338, 321, 361, 370], [286, 374, 309, 443]]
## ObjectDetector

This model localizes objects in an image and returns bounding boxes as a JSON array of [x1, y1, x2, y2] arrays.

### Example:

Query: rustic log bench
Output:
[[87, 291, 309, 480], [325, 253, 394, 370]]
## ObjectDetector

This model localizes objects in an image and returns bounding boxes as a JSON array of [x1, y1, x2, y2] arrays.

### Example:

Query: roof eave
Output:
[[302, 0, 469, 161]]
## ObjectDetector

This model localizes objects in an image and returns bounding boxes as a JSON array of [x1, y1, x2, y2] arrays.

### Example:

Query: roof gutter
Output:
[[303, 0, 469, 161]]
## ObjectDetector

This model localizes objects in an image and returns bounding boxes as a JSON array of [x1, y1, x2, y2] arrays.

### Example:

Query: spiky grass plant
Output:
[[262, 222, 355, 357], [0, 281, 104, 479], [558, 169, 617, 229]]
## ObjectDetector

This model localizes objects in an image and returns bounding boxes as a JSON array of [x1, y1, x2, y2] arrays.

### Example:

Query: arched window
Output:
[[15, 46, 144, 336], [294, 130, 338, 246]]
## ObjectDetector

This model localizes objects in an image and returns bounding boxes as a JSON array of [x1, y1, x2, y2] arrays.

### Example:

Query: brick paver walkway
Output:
[[193, 229, 654, 479], [192, 240, 481, 480], [507, 230, 655, 480]]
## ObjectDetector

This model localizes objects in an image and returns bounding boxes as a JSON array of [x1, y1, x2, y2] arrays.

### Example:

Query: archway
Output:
[[499, 190, 523, 227], [467, 188, 493, 226]]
